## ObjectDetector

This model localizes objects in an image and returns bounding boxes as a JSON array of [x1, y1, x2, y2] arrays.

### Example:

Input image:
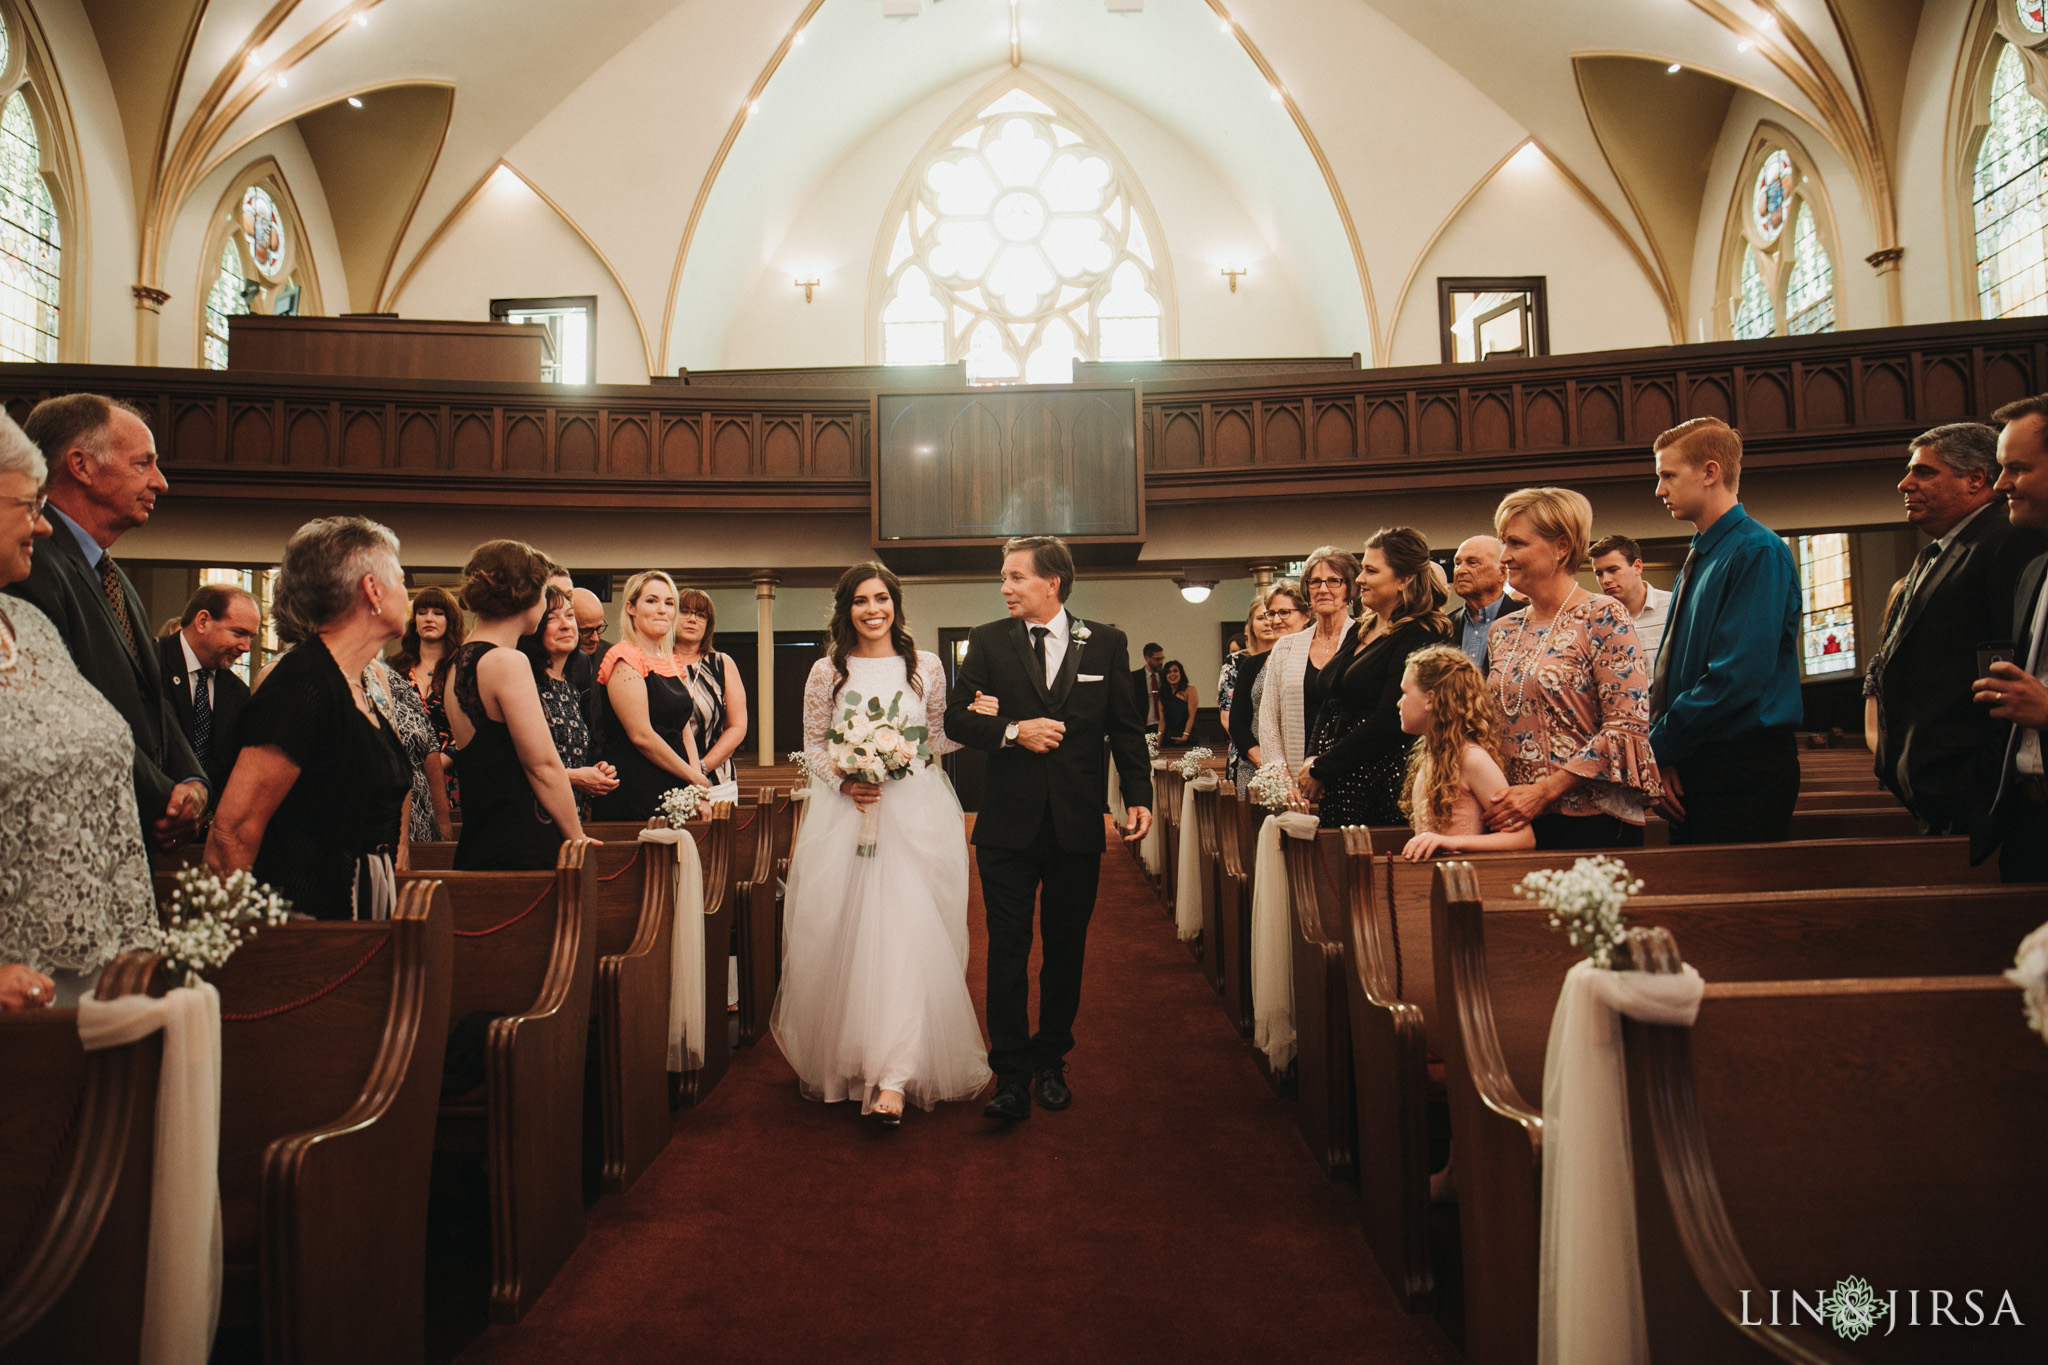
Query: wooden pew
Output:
[[1284, 828, 1358, 1180], [405, 841, 595, 1325], [209, 883, 455, 1363], [1625, 965, 2048, 1364], [1155, 766, 1185, 907], [674, 804, 734, 1106], [0, 954, 161, 1361], [1343, 835, 1998, 1317], [1214, 788, 1257, 1036], [1435, 871, 2047, 1362], [1191, 781, 1224, 991], [734, 789, 782, 1045], [587, 835, 673, 1196], [1642, 805, 1921, 846]]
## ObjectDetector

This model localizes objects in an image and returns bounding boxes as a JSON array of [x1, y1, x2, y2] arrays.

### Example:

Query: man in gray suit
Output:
[[4, 393, 208, 846]]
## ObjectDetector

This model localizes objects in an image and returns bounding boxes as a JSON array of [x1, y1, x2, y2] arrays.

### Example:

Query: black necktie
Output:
[[1031, 625, 1049, 683], [1881, 540, 1944, 656], [1648, 547, 1700, 720], [193, 667, 213, 766]]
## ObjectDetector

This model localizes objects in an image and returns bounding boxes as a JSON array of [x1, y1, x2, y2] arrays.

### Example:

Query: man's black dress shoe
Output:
[[1034, 1064, 1071, 1111], [983, 1078, 1031, 1121]]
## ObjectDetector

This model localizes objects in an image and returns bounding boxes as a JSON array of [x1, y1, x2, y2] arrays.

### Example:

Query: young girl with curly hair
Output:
[[1397, 644, 1534, 861]]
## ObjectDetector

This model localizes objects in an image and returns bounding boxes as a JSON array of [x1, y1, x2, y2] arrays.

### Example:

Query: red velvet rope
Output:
[[222, 936, 390, 1022], [598, 846, 643, 882], [732, 806, 759, 832], [453, 884, 553, 938]]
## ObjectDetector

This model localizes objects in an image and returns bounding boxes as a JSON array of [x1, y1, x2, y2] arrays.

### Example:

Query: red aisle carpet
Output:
[[455, 817, 1457, 1365]]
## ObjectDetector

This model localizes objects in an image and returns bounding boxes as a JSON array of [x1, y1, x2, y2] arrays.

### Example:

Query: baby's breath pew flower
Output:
[[1247, 760, 1293, 812], [786, 750, 814, 783], [658, 785, 705, 828], [1171, 747, 1215, 781], [160, 866, 294, 988], [1145, 732, 1160, 760], [2006, 921, 2048, 1045], [1514, 855, 1644, 970]]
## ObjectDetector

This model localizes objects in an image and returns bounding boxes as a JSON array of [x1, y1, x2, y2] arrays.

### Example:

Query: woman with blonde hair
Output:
[[593, 569, 718, 820], [1482, 486, 1661, 848], [1395, 645, 1533, 861], [1296, 527, 1453, 827]]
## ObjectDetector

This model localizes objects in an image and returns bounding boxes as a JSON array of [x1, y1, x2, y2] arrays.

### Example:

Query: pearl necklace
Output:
[[1498, 586, 1582, 720]]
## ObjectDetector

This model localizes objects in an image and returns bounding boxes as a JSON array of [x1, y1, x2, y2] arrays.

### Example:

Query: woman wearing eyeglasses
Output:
[[1256, 549, 1360, 795], [0, 415, 159, 1009], [1228, 580, 1305, 789]]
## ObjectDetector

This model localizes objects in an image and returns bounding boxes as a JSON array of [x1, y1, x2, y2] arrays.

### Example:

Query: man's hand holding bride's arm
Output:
[[969, 692, 1062, 750]]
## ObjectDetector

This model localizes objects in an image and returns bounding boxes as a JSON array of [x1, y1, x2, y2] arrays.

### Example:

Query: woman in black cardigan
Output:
[[1296, 526, 1452, 827]]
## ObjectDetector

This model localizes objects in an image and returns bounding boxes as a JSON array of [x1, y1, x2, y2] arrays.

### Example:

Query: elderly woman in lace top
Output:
[[0, 413, 158, 1008], [1482, 486, 1662, 850]]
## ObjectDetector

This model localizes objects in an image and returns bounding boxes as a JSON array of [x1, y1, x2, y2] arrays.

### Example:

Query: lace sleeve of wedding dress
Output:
[[919, 652, 961, 756], [802, 657, 843, 793]]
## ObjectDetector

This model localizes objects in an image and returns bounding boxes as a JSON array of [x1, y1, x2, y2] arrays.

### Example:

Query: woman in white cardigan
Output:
[[1256, 545, 1361, 786]]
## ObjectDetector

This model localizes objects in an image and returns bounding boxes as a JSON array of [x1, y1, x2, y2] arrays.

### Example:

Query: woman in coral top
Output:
[[591, 570, 720, 821]]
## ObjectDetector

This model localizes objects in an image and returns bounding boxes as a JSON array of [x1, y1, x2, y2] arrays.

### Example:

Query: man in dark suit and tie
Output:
[[1130, 641, 1164, 732], [4, 393, 208, 845], [948, 536, 1154, 1122], [159, 583, 260, 791], [1973, 396, 2048, 882], [1870, 422, 2046, 835]]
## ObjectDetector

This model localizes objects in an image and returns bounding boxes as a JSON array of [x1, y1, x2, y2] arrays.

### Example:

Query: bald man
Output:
[[564, 586, 615, 694], [1448, 534, 1509, 671]]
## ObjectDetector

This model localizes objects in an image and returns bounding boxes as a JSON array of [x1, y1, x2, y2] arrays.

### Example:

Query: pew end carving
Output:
[[590, 831, 673, 1196]]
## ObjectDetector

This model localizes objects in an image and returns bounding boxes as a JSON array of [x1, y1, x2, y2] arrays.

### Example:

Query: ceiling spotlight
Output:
[[1177, 578, 1215, 604], [347, 96, 363, 108], [1219, 18, 1233, 33], [1738, 39, 1754, 51], [245, 51, 262, 67], [275, 73, 289, 88], [353, 11, 367, 25], [793, 27, 806, 44], [1666, 62, 1682, 73], [1268, 86, 1283, 102]]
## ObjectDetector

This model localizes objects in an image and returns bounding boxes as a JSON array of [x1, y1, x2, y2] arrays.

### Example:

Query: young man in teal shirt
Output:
[[1645, 417, 1804, 844]]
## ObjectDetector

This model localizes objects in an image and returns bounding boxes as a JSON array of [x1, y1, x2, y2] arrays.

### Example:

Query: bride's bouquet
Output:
[[828, 689, 932, 857]]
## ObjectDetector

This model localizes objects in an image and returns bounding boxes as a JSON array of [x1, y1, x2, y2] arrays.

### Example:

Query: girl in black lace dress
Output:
[[517, 587, 618, 812]]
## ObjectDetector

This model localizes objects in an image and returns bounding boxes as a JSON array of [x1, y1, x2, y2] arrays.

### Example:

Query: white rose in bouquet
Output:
[[827, 689, 934, 856]]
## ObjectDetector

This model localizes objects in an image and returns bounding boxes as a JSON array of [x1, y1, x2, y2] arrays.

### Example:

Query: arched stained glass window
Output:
[[877, 86, 1168, 383], [203, 240, 247, 371], [1974, 43, 2048, 318], [1783, 203, 1835, 335], [0, 89, 59, 364], [1751, 149, 1794, 243], [1731, 245, 1775, 340], [2020, 1, 2047, 36]]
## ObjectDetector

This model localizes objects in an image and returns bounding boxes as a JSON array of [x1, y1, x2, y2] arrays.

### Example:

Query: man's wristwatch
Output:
[[1004, 722, 1020, 747]]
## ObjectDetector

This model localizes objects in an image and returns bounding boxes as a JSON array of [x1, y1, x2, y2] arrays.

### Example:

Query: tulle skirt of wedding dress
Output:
[[769, 765, 992, 1113]]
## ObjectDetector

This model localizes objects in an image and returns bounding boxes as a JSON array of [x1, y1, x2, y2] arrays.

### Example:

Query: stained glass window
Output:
[[1793, 533, 1856, 677], [1975, 43, 2048, 319], [203, 239, 247, 371], [879, 87, 1166, 383], [0, 91, 59, 364], [240, 187, 286, 280], [1783, 204, 1835, 335], [1731, 245, 1775, 340], [2021, 0, 2047, 35], [1751, 149, 1794, 243]]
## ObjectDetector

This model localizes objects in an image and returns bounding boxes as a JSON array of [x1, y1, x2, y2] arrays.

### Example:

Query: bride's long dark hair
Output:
[[827, 561, 922, 698]]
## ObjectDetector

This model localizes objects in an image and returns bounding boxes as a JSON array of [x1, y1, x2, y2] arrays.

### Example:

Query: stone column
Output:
[[1865, 247, 1905, 328], [132, 286, 170, 366], [753, 571, 779, 766]]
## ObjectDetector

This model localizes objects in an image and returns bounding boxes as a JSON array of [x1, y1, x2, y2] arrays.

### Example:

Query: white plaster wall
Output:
[[157, 122, 351, 369], [716, 65, 1324, 370], [1385, 148, 1671, 366], [389, 169, 651, 384], [1894, 0, 1993, 323], [23, 0, 139, 362]]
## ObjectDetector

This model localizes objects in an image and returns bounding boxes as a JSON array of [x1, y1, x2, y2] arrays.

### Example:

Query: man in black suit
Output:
[[1130, 641, 1164, 732], [159, 583, 260, 791], [1871, 421, 2047, 836], [566, 586, 615, 694], [6, 394, 208, 845], [1973, 396, 2048, 882], [948, 536, 1154, 1121]]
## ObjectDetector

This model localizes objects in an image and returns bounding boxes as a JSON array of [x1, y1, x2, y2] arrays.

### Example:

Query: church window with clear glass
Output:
[[201, 172, 306, 370], [0, 86, 60, 364], [1725, 143, 1834, 339], [877, 87, 1168, 383], [1974, 43, 2048, 319]]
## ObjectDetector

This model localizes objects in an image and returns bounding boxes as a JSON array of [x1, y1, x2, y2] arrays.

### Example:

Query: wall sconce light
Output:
[[795, 277, 821, 303], [1176, 577, 1215, 604], [1221, 267, 1247, 294]]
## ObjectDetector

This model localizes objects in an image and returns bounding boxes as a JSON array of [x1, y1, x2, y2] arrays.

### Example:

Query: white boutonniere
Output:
[[1071, 619, 1090, 644]]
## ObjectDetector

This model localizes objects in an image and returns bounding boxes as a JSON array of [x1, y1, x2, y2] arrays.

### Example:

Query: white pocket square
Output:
[[1077, 674, 1105, 682]]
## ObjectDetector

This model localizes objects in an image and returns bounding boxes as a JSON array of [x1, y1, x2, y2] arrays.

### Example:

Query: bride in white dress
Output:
[[769, 563, 992, 1126]]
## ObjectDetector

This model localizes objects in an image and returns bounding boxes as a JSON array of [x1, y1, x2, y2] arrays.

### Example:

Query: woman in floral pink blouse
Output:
[[1482, 486, 1663, 849]]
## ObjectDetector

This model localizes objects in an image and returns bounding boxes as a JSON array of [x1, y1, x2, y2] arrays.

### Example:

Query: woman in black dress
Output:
[[1297, 527, 1453, 828], [1157, 659, 1196, 746], [593, 570, 720, 820], [444, 541, 589, 870], [389, 584, 464, 830], [208, 517, 414, 920], [517, 585, 618, 810], [670, 587, 748, 789]]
